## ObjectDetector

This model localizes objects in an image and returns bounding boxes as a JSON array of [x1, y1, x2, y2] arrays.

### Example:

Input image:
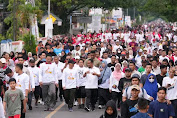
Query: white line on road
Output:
[[45, 102, 65, 118]]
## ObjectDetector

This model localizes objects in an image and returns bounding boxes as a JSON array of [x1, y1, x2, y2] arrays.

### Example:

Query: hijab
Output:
[[143, 73, 158, 100], [113, 63, 122, 81], [22, 49, 28, 60], [103, 100, 117, 118]]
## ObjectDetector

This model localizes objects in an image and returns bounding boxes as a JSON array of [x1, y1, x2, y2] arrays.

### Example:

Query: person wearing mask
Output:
[[39, 54, 58, 111], [53, 56, 65, 101], [121, 85, 140, 118], [62, 60, 77, 112], [140, 63, 153, 87], [83, 59, 100, 111], [162, 67, 177, 117], [109, 63, 124, 109], [100, 100, 118, 118], [28, 59, 40, 107], [84, 50, 101, 68], [156, 64, 167, 86], [98, 61, 112, 109], [76, 59, 86, 109], [15, 64, 29, 118], [143, 74, 158, 100], [148, 87, 175, 118], [118, 68, 132, 93], [129, 61, 141, 77], [107, 55, 116, 72]]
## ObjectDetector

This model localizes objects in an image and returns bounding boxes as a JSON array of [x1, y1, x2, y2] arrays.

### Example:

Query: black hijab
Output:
[[103, 100, 117, 118], [22, 49, 28, 60]]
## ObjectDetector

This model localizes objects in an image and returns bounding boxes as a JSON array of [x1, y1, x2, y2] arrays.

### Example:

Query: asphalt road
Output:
[[25, 100, 105, 118]]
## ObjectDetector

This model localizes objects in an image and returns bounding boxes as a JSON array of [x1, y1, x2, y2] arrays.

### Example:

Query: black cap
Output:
[[125, 68, 132, 72], [5, 67, 12, 74], [132, 74, 140, 80], [68, 60, 75, 64], [147, 54, 152, 58]]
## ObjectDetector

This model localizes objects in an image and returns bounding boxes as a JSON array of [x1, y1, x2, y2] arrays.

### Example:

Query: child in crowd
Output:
[[100, 100, 118, 118], [131, 98, 151, 118], [3, 78, 26, 118]]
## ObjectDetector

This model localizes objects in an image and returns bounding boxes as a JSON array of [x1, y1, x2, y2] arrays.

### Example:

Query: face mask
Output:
[[149, 78, 154, 83], [118, 51, 121, 53]]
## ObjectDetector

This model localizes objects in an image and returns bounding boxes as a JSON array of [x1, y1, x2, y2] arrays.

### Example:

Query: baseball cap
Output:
[[147, 54, 152, 58], [138, 49, 143, 52], [132, 74, 140, 80], [143, 48, 147, 51], [23, 61, 28, 66], [125, 68, 132, 72], [0, 58, 6, 63], [131, 85, 140, 91]]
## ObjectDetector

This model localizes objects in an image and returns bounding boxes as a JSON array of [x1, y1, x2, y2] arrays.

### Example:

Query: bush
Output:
[[22, 34, 37, 54]]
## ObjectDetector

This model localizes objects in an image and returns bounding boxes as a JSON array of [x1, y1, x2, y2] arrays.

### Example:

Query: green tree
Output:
[[4, 0, 42, 40], [22, 33, 37, 54]]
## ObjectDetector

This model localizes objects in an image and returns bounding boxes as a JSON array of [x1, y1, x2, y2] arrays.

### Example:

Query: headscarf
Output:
[[99, 60, 111, 84], [22, 49, 28, 60], [103, 100, 117, 118], [143, 73, 158, 100], [113, 63, 122, 81]]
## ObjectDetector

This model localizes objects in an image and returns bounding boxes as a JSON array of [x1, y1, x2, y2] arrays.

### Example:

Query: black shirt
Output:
[[118, 77, 132, 92], [156, 74, 166, 86], [121, 99, 139, 118], [107, 63, 116, 72], [0, 79, 3, 96]]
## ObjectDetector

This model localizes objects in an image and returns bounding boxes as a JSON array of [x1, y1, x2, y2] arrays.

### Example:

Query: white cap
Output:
[[139, 49, 143, 52], [0, 58, 6, 63], [143, 48, 147, 51], [75, 56, 80, 60], [23, 61, 28, 66]]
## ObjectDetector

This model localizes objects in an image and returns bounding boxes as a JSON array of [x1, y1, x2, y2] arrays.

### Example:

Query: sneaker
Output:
[[44, 108, 49, 111], [74, 101, 78, 106], [28, 106, 32, 110], [60, 98, 63, 102], [41, 101, 44, 105], [84, 107, 90, 112], [78, 105, 82, 109], [98, 105, 102, 109], [49, 108, 55, 111], [69, 108, 73, 112], [38, 99, 42, 103]]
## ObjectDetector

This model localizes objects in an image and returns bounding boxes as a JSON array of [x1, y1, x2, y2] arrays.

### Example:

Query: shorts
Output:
[[76, 86, 86, 98], [9, 114, 20, 118]]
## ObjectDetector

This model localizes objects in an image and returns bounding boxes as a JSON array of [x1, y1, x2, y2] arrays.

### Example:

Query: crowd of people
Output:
[[0, 21, 177, 118]]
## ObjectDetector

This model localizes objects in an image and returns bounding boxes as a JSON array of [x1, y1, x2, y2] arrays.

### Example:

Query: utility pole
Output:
[[13, 0, 16, 41], [48, 0, 50, 17]]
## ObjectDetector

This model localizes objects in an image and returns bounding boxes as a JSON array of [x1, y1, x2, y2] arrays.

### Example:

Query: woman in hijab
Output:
[[100, 100, 118, 118], [60, 51, 66, 63], [109, 63, 125, 108], [143, 73, 158, 100], [22, 49, 28, 60], [98, 61, 112, 109]]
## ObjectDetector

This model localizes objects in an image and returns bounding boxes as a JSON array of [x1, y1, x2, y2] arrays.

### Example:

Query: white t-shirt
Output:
[[152, 66, 161, 75], [84, 66, 100, 89], [62, 67, 77, 89], [28, 66, 40, 86], [76, 66, 86, 87], [102, 58, 111, 64], [159, 56, 169, 63], [162, 76, 177, 100], [16, 73, 29, 96], [53, 62, 65, 80]]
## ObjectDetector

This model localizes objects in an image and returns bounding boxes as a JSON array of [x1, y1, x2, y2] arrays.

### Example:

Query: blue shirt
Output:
[[148, 100, 175, 118], [53, 48, 62, 55], [131, 112, 151, 118]]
